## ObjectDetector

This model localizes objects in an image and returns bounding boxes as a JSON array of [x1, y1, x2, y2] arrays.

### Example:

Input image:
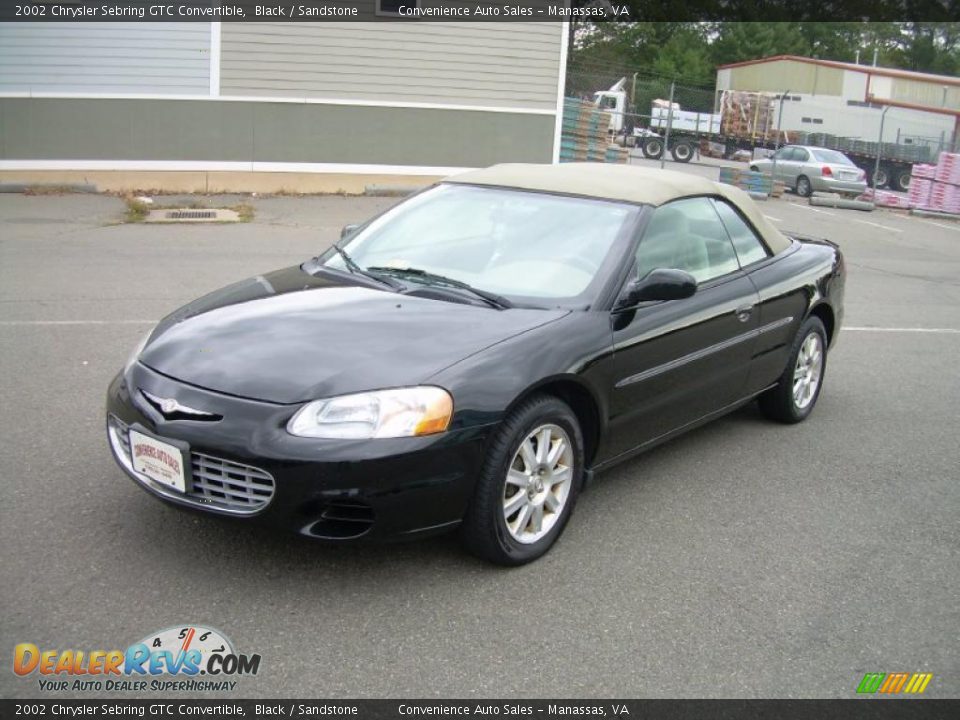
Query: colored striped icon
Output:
[[857, 672, 933, 694]]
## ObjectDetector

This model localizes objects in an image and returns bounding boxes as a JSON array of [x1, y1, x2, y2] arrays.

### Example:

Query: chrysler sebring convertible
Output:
[[107, 163, 845, 565]]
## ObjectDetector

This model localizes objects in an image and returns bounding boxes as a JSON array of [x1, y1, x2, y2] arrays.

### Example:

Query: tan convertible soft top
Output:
[[447, 163, 792, 254]]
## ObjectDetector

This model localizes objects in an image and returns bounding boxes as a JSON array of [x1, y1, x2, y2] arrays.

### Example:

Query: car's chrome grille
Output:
[[108, 415, 275, 515]]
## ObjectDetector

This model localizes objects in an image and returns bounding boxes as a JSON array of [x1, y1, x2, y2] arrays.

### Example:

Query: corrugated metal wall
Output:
[[220, 22, 561, 109], [726, 60, 844, 96], [889, 79, 960, 112], [0, 23, 210, 95]]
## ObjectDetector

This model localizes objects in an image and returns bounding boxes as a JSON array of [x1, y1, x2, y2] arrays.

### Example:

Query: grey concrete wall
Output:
[[0, 98, 555, 166]]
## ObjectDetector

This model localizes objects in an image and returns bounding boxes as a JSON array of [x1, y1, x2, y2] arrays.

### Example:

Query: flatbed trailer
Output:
[[632, 101, 932, 192]]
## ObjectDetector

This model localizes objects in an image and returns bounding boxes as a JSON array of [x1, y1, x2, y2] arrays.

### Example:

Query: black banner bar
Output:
[[1, 700, 959, 720], [0, 1, 957, 23]]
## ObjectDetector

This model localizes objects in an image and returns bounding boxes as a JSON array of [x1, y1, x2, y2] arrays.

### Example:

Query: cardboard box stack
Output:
[[560, 98, 628, 164], [907, 163, 936, 209], [861, 188, 913, 209], [911, 153, 960, 214]]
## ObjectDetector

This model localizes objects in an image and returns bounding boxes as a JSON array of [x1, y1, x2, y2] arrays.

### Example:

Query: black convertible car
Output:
[[107, 163, 845, 565]]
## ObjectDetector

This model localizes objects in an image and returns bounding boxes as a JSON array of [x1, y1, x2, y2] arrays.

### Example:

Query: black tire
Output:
[[796, 175, 813, 198], [749, 165, 760, 172], [641, 138, 664, 159], [874, 166, 891, 188], [893, 168, 911, 192], [671, 142, 694, 163], [758, 316, 828, 424], [460, 395, 584, 566]]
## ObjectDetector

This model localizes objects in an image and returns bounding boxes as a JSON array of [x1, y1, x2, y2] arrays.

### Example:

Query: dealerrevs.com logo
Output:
[[13, 625, 261, 692]]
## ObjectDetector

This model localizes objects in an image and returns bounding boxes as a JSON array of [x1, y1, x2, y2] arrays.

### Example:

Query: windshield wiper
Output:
[[366, 266, 513, 309], [329, 245, 404, 290]]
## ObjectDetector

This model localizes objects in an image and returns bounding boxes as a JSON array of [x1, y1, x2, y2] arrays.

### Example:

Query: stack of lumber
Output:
[[559, 98, 627, 164], [719, 91, 776, 141], [718, 166, 784, 198]]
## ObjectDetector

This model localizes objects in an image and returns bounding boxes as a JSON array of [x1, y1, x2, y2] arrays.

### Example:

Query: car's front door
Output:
[[604, 197, 760, 460], [770, 146, 795, 183]]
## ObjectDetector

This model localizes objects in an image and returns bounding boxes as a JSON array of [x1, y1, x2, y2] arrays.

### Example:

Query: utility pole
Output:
[[660, 81, 675, 170], [771, 89, 791, 183], [873, 106, 891, 196]]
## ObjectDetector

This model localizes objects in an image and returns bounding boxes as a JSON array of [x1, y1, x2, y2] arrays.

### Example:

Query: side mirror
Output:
[[615, 268, 697, 309], [341, 224, 360, 240]]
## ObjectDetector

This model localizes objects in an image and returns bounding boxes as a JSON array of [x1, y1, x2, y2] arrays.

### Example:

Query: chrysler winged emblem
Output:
[[141, 389, 217, 419]]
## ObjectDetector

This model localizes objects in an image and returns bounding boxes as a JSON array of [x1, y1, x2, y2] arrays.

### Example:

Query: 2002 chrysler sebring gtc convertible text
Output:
[[107, 164, 845, 565]]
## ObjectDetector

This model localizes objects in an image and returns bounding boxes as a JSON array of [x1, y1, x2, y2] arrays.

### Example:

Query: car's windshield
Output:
[[811, 148, 855, 166], [320, 183, 638, 305]]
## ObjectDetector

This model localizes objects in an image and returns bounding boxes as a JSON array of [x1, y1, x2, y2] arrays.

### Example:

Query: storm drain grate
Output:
[[167, 210, 216, 220], [144, 208, 241, 223]]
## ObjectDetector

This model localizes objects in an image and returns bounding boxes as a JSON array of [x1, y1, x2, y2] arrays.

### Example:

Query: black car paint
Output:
[[107, 199, 844, 541]]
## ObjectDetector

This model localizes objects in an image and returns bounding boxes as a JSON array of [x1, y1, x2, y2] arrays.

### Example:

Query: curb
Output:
[[0, 182, 99, 194], [809, 196, 875, 212]]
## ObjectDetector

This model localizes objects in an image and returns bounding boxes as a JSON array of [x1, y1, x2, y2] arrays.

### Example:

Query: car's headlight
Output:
[[287, 387, 453, 439], [124, 329, 153, 374]]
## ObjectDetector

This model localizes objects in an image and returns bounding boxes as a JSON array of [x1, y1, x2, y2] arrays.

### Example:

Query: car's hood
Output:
[[139, 266, 568, 404]]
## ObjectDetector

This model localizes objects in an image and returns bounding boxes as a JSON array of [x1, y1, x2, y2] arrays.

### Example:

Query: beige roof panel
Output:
[[446, 163, 792, 254]]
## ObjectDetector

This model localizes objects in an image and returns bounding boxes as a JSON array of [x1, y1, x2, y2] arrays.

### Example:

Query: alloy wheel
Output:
[[502, 424, 574, 544], [793, 333, 824, 409]]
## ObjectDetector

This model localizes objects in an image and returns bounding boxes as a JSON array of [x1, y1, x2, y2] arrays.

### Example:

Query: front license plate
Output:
[[129, 430, 188, 493]]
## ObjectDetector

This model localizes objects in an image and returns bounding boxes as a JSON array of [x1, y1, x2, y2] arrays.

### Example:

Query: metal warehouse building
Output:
[[717, 55, 960, 153], [0, 17, 568, 192]]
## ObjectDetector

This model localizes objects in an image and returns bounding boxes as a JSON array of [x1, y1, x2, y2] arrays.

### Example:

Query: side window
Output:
[[773, 147, 792, 161], [712, 200, 770, 268], [793, 148, 810, 162], [635, 198, 740, 284]]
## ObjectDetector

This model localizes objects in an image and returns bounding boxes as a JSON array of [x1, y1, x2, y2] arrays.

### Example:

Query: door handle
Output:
[[735, 305, 754, 323]]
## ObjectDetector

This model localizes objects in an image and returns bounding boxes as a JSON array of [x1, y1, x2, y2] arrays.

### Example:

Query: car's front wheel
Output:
[[461, 395, 584, 565], [759, 316, 828, 423]]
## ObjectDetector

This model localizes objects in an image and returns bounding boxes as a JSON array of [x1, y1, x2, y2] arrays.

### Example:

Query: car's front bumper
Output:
[[106, 364, 492, 541]]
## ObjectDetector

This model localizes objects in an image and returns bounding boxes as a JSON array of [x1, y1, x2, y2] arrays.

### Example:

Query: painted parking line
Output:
[[795, 205, 836, 216], [918, 219, 960, 233], [764, 215, 783, 223], [0, 320, 157, 326], [850, 218, 903, 233], [845, 326, 960, 334]]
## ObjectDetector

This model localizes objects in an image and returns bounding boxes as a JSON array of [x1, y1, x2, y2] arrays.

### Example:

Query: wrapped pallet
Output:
[[719, 90, 777, 142], [560, 97, 628, 165]]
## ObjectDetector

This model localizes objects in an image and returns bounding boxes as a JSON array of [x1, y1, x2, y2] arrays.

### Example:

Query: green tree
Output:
[[709, 23, 811, 66]]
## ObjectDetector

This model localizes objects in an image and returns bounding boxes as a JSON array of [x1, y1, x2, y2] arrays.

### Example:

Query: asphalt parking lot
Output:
[[1, 179, 958, 699]]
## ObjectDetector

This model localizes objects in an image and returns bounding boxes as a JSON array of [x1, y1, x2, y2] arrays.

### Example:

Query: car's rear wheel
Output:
[[796, 175, 813, 197], [461, 395, 583, 565], [759, 316, 828, 423]]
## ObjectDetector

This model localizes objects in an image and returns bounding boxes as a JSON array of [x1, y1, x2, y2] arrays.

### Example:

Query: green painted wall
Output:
[[0, 98, 555, 166]]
